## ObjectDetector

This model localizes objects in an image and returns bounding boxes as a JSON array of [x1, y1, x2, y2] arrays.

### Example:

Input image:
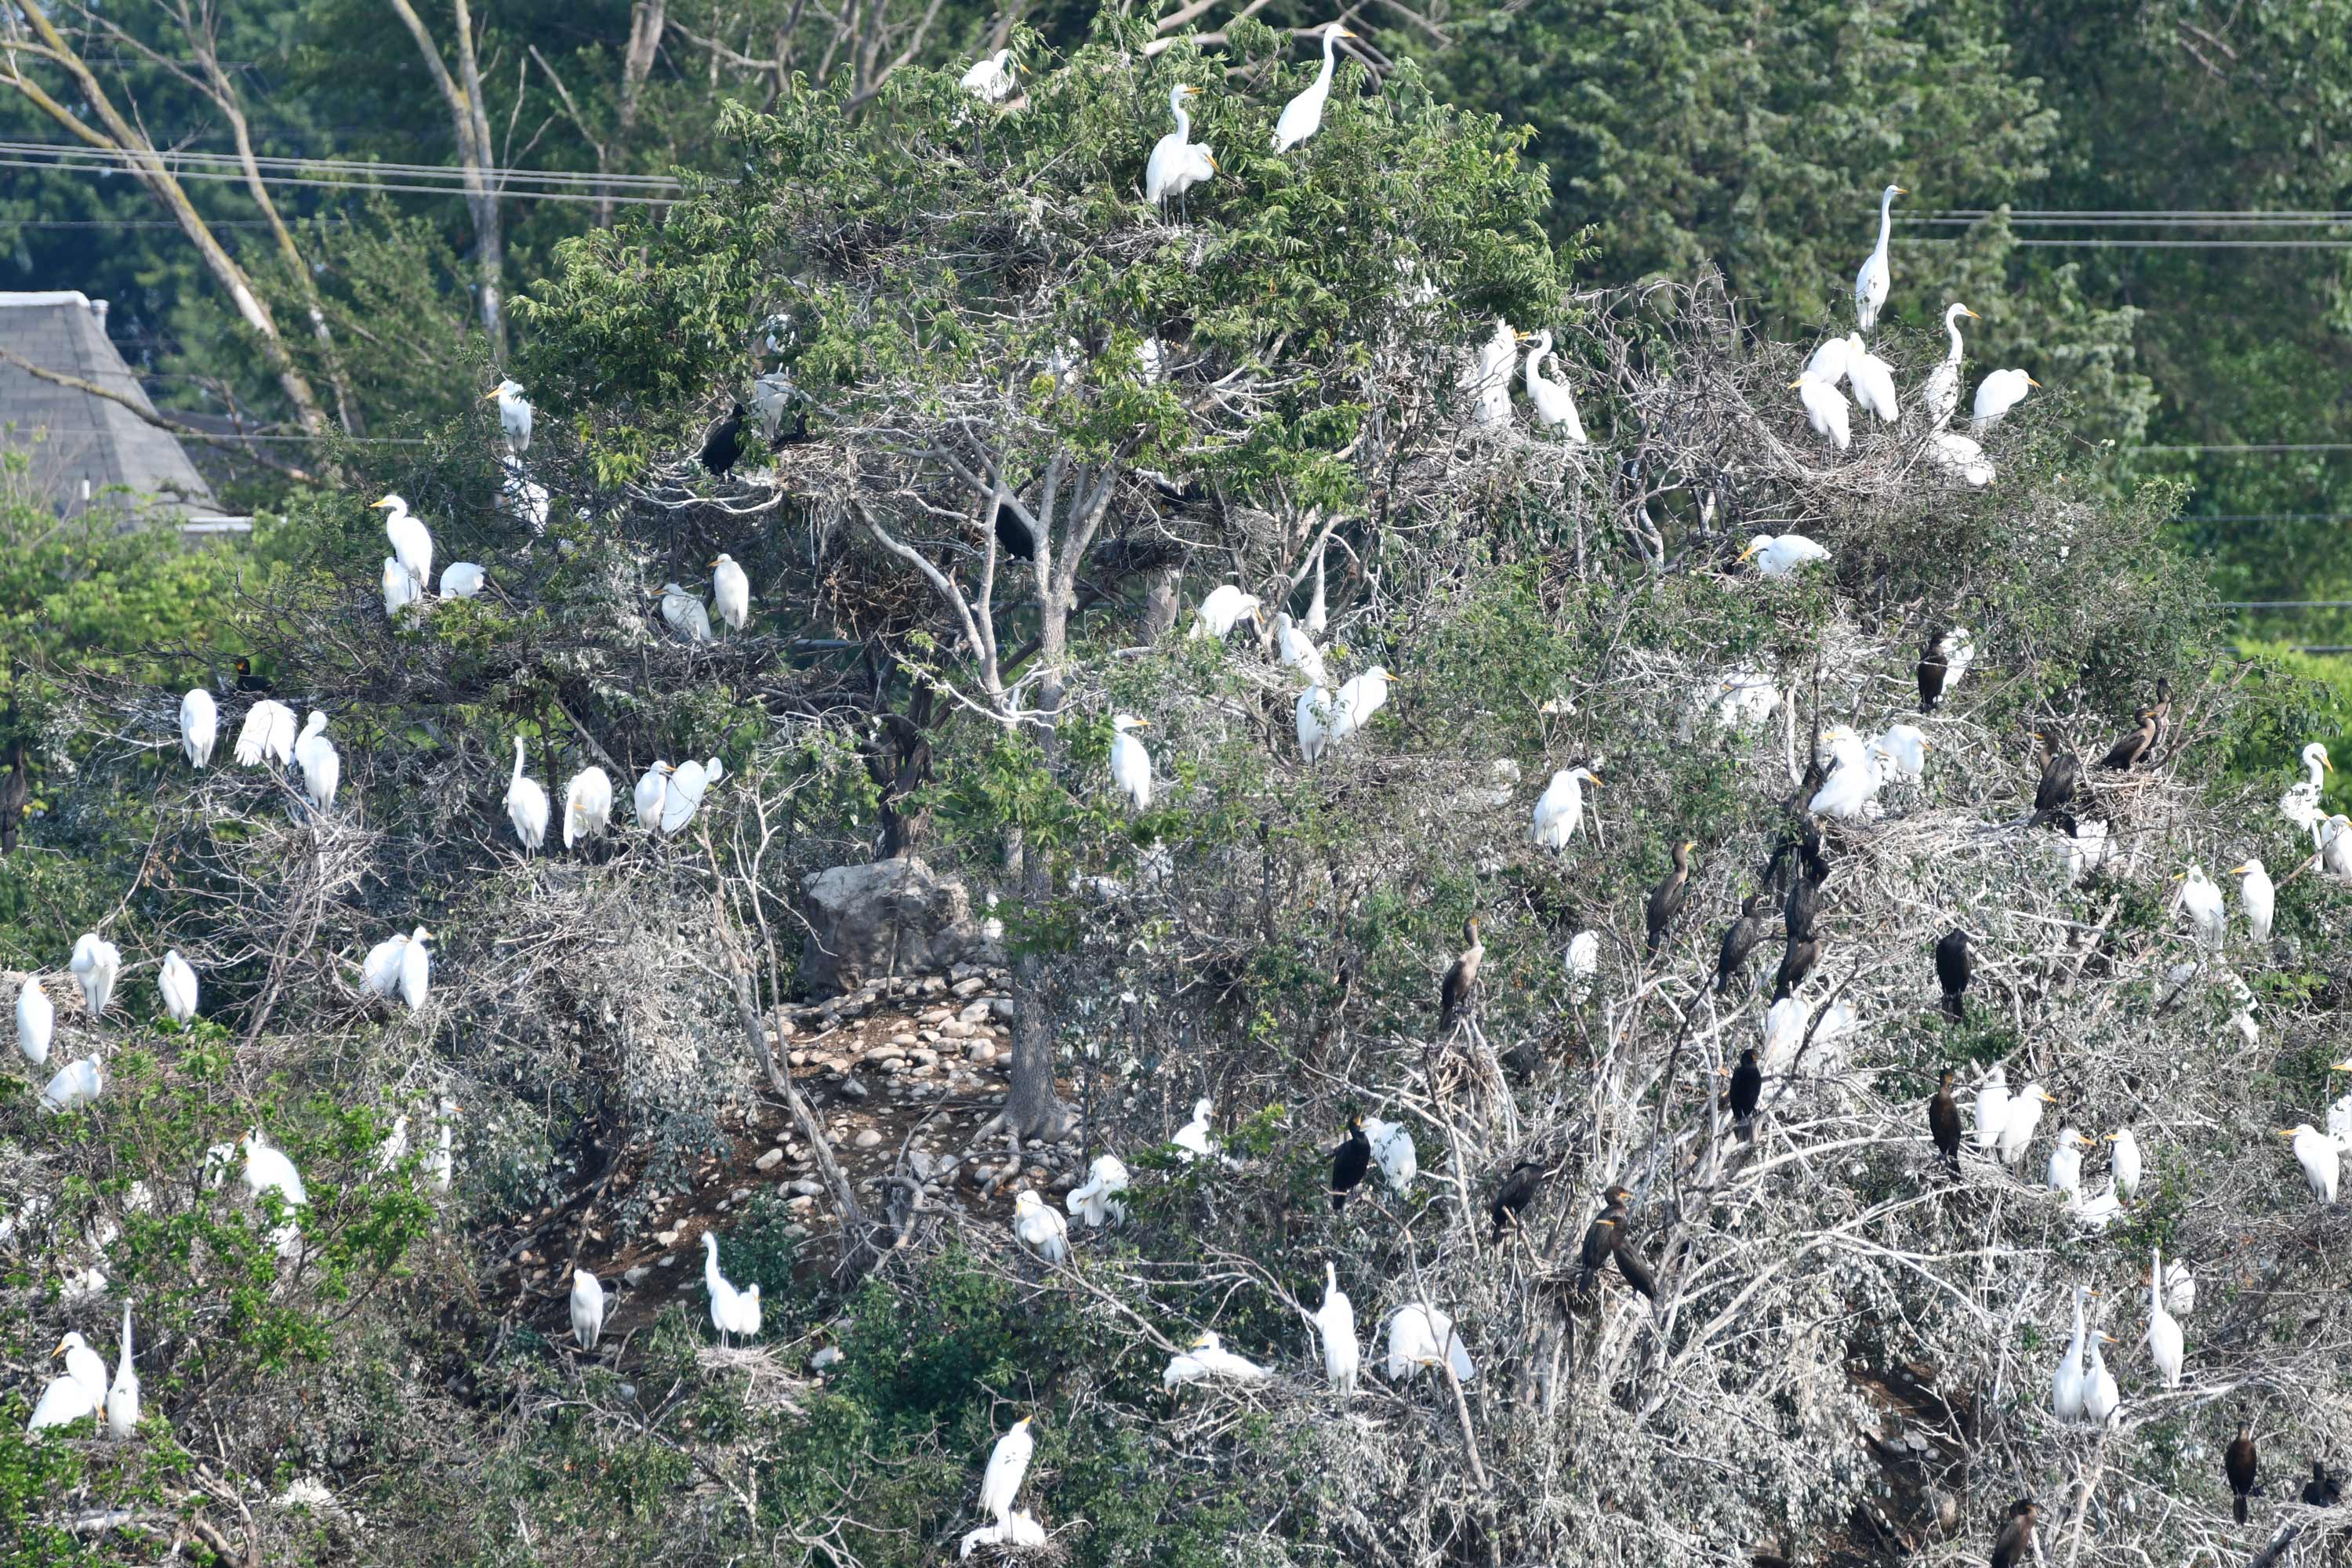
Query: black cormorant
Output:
[[2226, 1420, 2259, 1523], [1929, 1068, 1962, 1169], [2097, 709, 2158, 771], [1772, 931, 1821, 1000], [0, 742, 25, 855], [1784, 856, 1826, 942], [1646, 841, 1695, 955], [1611, 1225, 1657, 1301], [1330, 1116, 1370, 1211], [1917, 626, 1965, 711], [2033, 730, 2081, 826], [233, 656, 271, 693], [1576, 1187, 1630, 1290], [1726, 1048, 1762, 1141], [1489, 1160, 1545, 1240], [1716, 894, 1767, 993], [993, 509, 1036, 562], [1990, 1501, 2038, 1568], [1439, 916, 1484, 1029], [699, 402, 747, 477], [2303, 1459, 2342, 1508], [1936, 929, 1972, 1022]]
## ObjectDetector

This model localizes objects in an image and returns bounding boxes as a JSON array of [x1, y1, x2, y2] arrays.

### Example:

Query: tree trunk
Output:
[[383, 0, 507, 355]]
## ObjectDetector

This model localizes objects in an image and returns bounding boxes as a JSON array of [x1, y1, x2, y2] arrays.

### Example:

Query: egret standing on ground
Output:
[[1853, 184, 1905, 335], [1109, 715, 1153, 811], [485, 379, 532, 453], [570, 1269, 605, 1352], [1145, 85, 1216, 212], [1919, 303, 1980, 430], [702, 1232, 749, 1346], [180, 687, 217, 767], [505, 737, 550, 852], [1272, 24, 1354, 153]]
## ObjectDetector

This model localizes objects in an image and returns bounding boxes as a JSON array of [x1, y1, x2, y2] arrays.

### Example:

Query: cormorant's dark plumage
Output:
[[2097, 709, 2158, 771], [1727, 1048, 1762, 1141], [1330, 1116, 1370, 1211], [2033, 731, 2081, 826], [1716, 895, 1766, 993], [1772, 931, 1820, 1001], [2303, 1459, 2342, 1508], [1439, 916, 1484, 1029], [699, 401, 747, 477], [1611, 1228, 1657, 1301], [1936, 929, 1972, 1022], [1917, 626, 1959, 711], [1576, 1185, 1631, 1290], [1646, 841, 1694, 955], [2226, 1421, 2258, 1524], [0, 742, 26, 855], [233, 656, 272, 693], [1990, 1502, 2039, 1568], [1929, 1068, 1962, 1168], [1489, 1160, 1545, 1240], [994, 510, 1036, 562]]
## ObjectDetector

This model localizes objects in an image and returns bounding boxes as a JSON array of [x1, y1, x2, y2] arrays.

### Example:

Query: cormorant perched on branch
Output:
[[1489, 1160, 1545, 1240], [1439, 916, 1483, 1029], [1772, 931, 1821, 1000], [2097, 709, 2158, 771], [1917, 626, 1973, 712], [2226, 1420, 2259, 1523], [1929, 1068, 1962, 1169], [2032, 730, 2081, 826], [1726, 1048, 1762, 1141], [699, 401, 746, 477], [233, 656, 272, 693], [1646, 841, 1695, 954], [0, 742, 26, 855], [1576, 1186, 1630, 1291], [993, 508, 1036, 562], [1936, 929, 1972, 1021], [1716, 894, 1766, 993], [1329, 1115, 1370, 1211], [2302, 1459, 2341, 1508], [1990, 1502, 2038, 1568]]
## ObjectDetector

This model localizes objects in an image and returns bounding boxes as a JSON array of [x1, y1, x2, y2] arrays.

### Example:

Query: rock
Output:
[[624, 1265, 652, 1287], [658, 1254, 677, 1269], [941, 1019, 975, 1039], [655, 1229, 680, 1247], [790, 1179, 825, 1198], [797, 857, 996, 996], [788, 1195, 815, 1212], [990, 997, 1014, 1022], [731, 1188, 752, 1205], [839, 1076, 871, 1102], [951, 976, 986, 999], [854, 1128, 884, 1149], [965, 1041, 995, 1063], [956, 1000, 993, 1025], [920, 975, 948, 996], [950, 963, 983, 983], [788, 1051, 808, 1067], [890, 1033, 918, 1047], [911, 1049, 939, 1069], [757, 1148, 785, 1171], [864, 1046, 904, 1067]]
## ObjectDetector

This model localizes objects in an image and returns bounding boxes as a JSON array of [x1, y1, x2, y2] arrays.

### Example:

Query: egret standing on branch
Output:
[[485, 379, 532, 453], [1853, 184, 1905, 335], [1919, 303, 1980, 430], [1521, 329, 1588, 441], [1791, 339, 1853, 450], [1532, 765, 1598, 850], [710, 554, 751, 631], [373, 494, 433, 592], [1272, 24, 1355, 153], [1740, 534, 1832, 578], [1973, 368, 2040, 433], [1145, 85, 1215, 212], [505, 737, 550, 852], [1109, 716, 1153, 811], [960, 48, 1019, 103], [180, 688, 216, 767]]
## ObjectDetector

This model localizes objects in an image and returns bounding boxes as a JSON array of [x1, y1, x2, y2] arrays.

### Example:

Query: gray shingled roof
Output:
[[0, 290, 219, 520]]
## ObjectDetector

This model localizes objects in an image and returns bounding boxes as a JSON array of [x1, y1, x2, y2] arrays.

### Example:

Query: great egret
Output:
[[1843, 332, 1900, 423], [375, 1114, 410, 1172], [1739, 533, 1831, 578], [1997, 1082, 2054, 1169], [505, 737, 550, 852], [439, 562, 486, 599], [1919, 303, 1980, 430], [1759, 995, 1805, 1076], [2321, 814, 2352, 878], [1296, 685, 1333, 764], [2082, 1327, 2121, 1427], [1145, 85, 1215, 210], [1360, 1116, 1417, 1192], [1109, 716, 1153, 811], [105, 1305, 138, 1439], [706, 554, 752, 633], [27, 1333, 107, 1432], [373, 494, 434, 590], [1171, 1098, 1215, 1162], [1067, 1155, 1130, 1227], [2063, 815, 2111, 886], [69, 934, 120, 1018], [1382, 1303, 1475, 1385], [241, 1127, 308, 1209], [2281, 742, 2332, 830], [633, 761, 672, 829], [500, 466, 550, 531], [293, 711, 339, 811], [1329, 665, 1396, 744], [960, 47, 1018, 103], [360, 927, 430, 1009], [1310, 1261, 1359, 1395], [16, 976, 53, 1066], [2173, 865, 2227, 949], [2046, 1127, 2089, 1198], [1565, 929, 1601, 1004], [1705, 670, 1780, 732], [180, 688, 217, 767], [485, 379, 532, 452], [1465, 318, 1516, 426], [570, 1269, 605, 1352], [1916, 626, 1975, 711], [1808, 739, 1880, 821], [1791, 341, 1853, 449], [1303, 542, 1327, 635], [1163, 1330, 1270, 1386], [978, 1415, 1035, 1522], [1973, 368, 2039, 433], [1853, 183, 1905, 334], [1273, 612, 1327, 686], [1532, 765, 1599, 849], [424, 1099, 457, 1196], [1521, 329, 1588, 441], [1013, 1189, 1070, 1264], [702, 1232, 752, 1345], [563, 767, 614, 849], [2109, 1126, 2143, 1199], [2147, 1247, 2183, 1390], [959, 1512, 1048, 1558], [1870, 724, 1928, 782], [383, 556, 421, 618], [2227, 858, 2274, 943], [1191, 584, 1260, 640], [1272, 23, 1354, 152], [157, 949, 198, 1022], [1929, 431, 1994, 487], [2280, 1124, 2339, 1203], [234, 699, 297, 768], [659, 583, 714, 644], [658, 757, 721, 836], [2052, 1283, 2091, 1421]]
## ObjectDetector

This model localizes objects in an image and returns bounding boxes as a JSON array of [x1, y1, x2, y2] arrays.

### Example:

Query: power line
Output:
[[2219, 601, 2352, 610], [1917, 208, 2352, 221], [2135, 443, 2352, 454], [0, 138, 684, 191]]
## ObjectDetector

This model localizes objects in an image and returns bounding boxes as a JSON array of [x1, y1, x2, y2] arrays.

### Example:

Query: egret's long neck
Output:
[[1316, 29, 1340, 85], [512, 738, 526, 783], [1172, 96, 1192, 140], [1875, 189, 1896, 253], [1944, 308, 1966, 361], [2309, 756, 2326, 789]]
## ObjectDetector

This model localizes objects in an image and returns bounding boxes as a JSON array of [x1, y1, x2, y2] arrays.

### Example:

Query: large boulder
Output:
[[797, 856, 990, 996]]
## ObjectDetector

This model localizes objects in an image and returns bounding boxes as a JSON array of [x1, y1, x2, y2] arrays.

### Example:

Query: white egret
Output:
[[1853, 183, 1904, 334], [2047, 1127, 2088, 1199], [2173, 865, 2227, 949], [1272, 23, 1355, 152], [2279, 1124, 2338, 1203], [2147, 1247, 2183, 1390], [2082, 1328, 2121, 1428], [1973, 1066, 2009, 1147], [1973, 368, 2038, 433], [1109, 715, 1153, 811], [1738, 534, 1831, 578], [416, 1098, 457, 1196], [1807, 742, 1880, 822], [659, 583, 714, 644], [2109, 1126, 2143, 1200], [2320, 814, 2352, 878], [372, 494, 433, 590], [959, 1512, 1047, 1558], [2077, 1184, 2129, 1229], [39, 1054, 103, 1113], [1383, 1303, 1475, 1385], [1465, 318, 1516, 426], [105, 1305, 138, 1439], [1303, 542, 1327, 635], [233, 699, 297, 768], [1296, 685, 1333, 764], [1171, 1098, 1215, 1163], [710, 554, 750, 632], [1996, 1082, 2054, 1169], [1928, 431, 1994, 488], [1273, 612, 1327, 686], [2064, 816, 2111, 886], [1012, 1189, 1070, 1265], [360, 927, 426, 1007], [1706, 671, 1780, 732], [570, 1269, 605, 1352], [2163, 1257, 2196, 1317], [1918, 303, 1979, 430], [439, 561, 486, 599], [180, 687, 217, 767], [1870, 724, 1928, 782], [1532, 765, 1599, 850], [17, 976, 53, 1066], [960, 47, 1018, 103], [157, 948, 200, 1022], [1564, 929, 1600, 1004], [1759, 995, 1806, 1076], [702, 1232, 748, 1345], [1135, 336, 1166, 383], [563, 767, 614, 849], [27, 1333, 107, 1432], [2281, 742, 2332, 830], [1361, 1116, 1417, 1192], [241, 1128, 309, 1207], [658, 757, 720, 836], [71, 934, 121, 1018], [485, 379, 532, 452], [383, 556, 421, 619], [505, 736, 550, 852], [2228, 858, 2274, 943], [2052, 1283, 2091, 1421], [501, 465, 550, 531], [1329, 665, 1396, 745], [1163, 1330, 1269, 1387], [1066, 1155, 1131, 1228], [375, 1114, 410, 1172], [1144, 85, 1215, 210], [633, 761, 672, 829], [1309, 1261, 1359, 1396], [1191, 584, 1261, 640], [977, 1415, 1035, 1522], [1521, 329, 1588, 441], [1791, 341, 1853, 450], [1843, 332, 1900, 423], [293, 711, 339, 811]]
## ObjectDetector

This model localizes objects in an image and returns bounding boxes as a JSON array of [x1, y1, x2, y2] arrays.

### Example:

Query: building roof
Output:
[[0, 290, 221, 521]]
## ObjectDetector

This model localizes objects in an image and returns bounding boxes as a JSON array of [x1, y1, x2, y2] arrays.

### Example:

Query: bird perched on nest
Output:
[[1439, 916, 1483, 1029], [1646, 841, 1696, 954], [1488, 1160, 1546, 1241], [1329, 1115, 1371, 1211]]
